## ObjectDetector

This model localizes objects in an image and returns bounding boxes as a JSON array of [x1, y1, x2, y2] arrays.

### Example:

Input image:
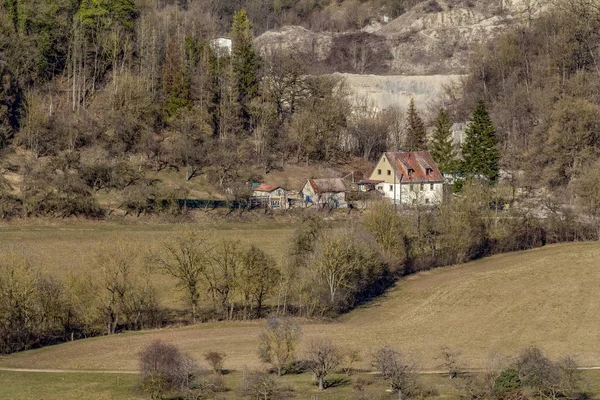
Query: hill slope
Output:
[[1, 242, 599, 371]]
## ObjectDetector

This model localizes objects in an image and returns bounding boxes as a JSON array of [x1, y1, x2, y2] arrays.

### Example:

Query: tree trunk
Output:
[[318, 376, 324, 391]]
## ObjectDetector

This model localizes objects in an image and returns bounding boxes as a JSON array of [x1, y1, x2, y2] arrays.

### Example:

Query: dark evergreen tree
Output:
[[461, 101, 500, 182], [404, 98, 427, 151], [230, 9, 259, 129], [430, 108, 456, 173]]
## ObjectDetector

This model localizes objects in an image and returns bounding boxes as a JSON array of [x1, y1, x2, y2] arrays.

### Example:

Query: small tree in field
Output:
[[258, 318, 301, 376], [139, 340, 198, 399], [306, 339, 342, 391], [372, 346, 414, 400], [155, 230, 209, 323], [204, 351, 226, 375]]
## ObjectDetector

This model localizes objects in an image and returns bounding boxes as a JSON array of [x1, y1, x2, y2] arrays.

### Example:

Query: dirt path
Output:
[[0, 367, 139, 374]]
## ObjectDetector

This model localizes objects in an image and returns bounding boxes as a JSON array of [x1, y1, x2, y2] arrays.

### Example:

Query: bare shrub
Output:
[[139, 340, 199, 398], [258, 318, 301, 376], [204, 351, 226, 375], [372, 346, 414, 399], [243, 371, 292, 400]]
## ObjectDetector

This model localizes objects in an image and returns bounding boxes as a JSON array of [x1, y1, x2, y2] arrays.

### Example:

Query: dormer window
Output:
[[426, 168, 432, 176], [408, 168, 414, 177]]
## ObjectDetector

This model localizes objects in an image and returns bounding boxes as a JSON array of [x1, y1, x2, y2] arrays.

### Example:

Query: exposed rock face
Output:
[[256, 0, 547, 75], [254, 0, 548, 108], [338, 73, 465, 111]]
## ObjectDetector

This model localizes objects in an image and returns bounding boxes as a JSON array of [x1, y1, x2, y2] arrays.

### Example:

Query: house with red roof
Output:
[[368, 151, 446, 206]]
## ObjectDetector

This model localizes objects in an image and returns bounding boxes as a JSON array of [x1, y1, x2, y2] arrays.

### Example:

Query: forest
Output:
[[0, 0, 599, 219]]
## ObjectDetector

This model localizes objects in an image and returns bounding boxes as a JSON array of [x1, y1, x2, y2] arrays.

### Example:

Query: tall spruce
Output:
[[230, 9, 259, 128], [430, 108, 456, 173], [404, 99, 427, 151], [461, 101, 500, 182]]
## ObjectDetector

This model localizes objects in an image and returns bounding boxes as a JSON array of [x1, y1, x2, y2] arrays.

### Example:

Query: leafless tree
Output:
[[372, 346, 414, 400], [306, 339, 342, 391], [258, 318, 301, 376], [204, 351, 226, 375], [155, 230, 210, 323], [139, 340, 199, 399]]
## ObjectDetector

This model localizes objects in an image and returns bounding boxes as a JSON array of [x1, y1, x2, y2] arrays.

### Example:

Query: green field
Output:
[[1, 369, 600, 400]]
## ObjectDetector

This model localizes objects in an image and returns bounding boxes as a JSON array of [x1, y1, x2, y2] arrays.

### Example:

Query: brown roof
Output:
[[384, 151, 445, 183], [254, 184, 282, 192], [309, 178, 347, 193]]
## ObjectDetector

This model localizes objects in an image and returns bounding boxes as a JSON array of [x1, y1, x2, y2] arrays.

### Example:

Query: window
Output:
[[408, 169, 414, 176], [426, 168, 432, 176], [377, 186, 383, 191], [430, 183, 434, 190], [425, 198, 430, 204], [377, 169, 382, 175], [387, 170, 391, 176], [410, 183, 414, 191], [420, 183, 424, 191], [389, 185, 393, 191]]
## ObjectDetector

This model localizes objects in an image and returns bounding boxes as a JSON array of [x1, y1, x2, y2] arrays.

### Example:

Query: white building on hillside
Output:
[[368, 151, 446, 206]]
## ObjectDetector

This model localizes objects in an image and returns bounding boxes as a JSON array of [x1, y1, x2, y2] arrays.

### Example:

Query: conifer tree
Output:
[[430, 108, 456, 173], [230, 10, 259, 127], [404, 99, 427, 151], [461, 101, 500, 182]]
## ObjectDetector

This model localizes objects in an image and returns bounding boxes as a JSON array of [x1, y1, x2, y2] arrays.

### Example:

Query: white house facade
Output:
[[368, 151, 445, 206]]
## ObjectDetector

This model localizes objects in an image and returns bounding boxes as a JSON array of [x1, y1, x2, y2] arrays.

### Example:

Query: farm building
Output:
[[251, 184, 290, 209], [300, 178, 348, 209], [369, 151, 446, 206]]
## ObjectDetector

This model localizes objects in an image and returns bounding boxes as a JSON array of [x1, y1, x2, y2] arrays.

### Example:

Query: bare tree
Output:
[[244, 371, 283, 400], [204, 351, 226, 375], [372, 346, 414, 400], [341, 349, 361, 377], [96, 241, 138, 335], [139, 340, 199, 399], [313, 231, 360, 304], [258, 318, 301, 376], [156, 230, 209, 323], [438, 346, 461, 379], [306, 339, 341, 391]]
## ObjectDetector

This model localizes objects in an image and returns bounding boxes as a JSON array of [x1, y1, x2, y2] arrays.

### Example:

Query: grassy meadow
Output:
[[1, 221, 600, 399], [1, 369, 600, 400], [1, 241, 599, 372], [0, 219, 296, 307]]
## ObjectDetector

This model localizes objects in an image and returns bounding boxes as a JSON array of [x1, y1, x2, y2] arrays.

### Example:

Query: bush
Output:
[[243, 371, 292, 400], [139, 340, 199, 398], [493, 368, 521, 397], [204, 351, 226, 375]]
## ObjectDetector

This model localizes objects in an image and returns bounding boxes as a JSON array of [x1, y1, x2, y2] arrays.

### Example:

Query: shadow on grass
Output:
[[325, 376, 350, 389]]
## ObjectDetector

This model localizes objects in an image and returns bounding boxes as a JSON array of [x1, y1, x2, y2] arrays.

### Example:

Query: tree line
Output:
[[1, 181, 596, 355]]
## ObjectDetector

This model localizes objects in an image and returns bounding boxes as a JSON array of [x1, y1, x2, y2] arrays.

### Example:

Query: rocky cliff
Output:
[[254, 0, 548, 109]]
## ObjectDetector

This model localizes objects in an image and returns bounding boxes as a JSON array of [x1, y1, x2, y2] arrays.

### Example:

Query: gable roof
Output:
[[383, 151, 445, 183], [253, 184, 283, 192], [308, 178, 347, 193]]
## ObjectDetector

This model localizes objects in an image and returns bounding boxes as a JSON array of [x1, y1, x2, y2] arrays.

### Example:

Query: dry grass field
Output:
[[1, 241, 599, 374], [0, 219, 296, 307]]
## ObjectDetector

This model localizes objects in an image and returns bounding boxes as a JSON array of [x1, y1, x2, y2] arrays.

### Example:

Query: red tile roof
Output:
[[254, 184, 281, 192], [384, 151, 445, 183]]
